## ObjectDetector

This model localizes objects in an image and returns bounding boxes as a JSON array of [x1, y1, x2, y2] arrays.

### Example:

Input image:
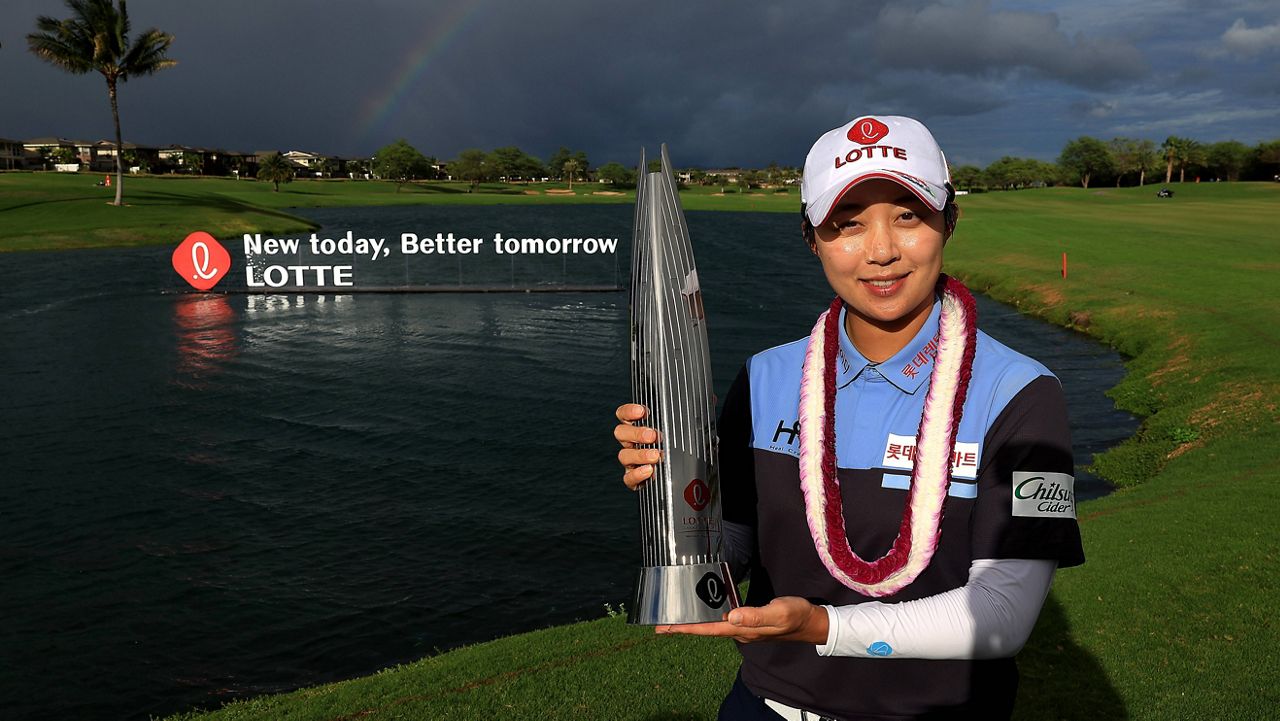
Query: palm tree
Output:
[[1160, 136, 1195, 184], [1178, 140, 1205, 183], [257, 153, 294, 192], [27, 0, 176, 206], [1133, 139, 1158, 186], [563, 159, 580, 191]]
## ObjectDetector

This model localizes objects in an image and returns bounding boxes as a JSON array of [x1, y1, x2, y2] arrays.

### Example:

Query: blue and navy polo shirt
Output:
[[719, 294, 1085, 719]]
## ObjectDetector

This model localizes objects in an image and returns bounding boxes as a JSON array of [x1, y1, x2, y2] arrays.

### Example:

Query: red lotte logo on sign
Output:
[[172, 232, 230, 290]]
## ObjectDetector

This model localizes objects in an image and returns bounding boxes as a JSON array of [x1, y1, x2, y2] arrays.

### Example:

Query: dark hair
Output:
[[801, 183, 959, 248]]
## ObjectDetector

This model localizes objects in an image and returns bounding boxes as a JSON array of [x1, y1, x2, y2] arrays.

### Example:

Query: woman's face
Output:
[[808, 179, 946, 331]]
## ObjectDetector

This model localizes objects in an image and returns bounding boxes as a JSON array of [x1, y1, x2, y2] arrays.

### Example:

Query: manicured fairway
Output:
[[943, 183, 1279, 719], [0, 172, 795, 251], [18, 179, 1276, 720]]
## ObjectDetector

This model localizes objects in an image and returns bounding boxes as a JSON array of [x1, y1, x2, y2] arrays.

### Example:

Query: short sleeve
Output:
[[718, 364, 757, 528], [970, 375, 1085, 568]]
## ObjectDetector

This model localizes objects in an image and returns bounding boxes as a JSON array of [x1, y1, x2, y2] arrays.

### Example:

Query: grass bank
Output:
[[160, 182, 1279, 720], [0, 172, 795, 251]]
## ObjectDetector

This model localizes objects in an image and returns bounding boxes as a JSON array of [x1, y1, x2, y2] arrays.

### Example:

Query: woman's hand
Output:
[[655, 597, 830, 644], [613, 403, 662, 490]]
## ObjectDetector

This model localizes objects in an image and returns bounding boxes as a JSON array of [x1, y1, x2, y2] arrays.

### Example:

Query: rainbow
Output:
[[356, 0, 488, 141]]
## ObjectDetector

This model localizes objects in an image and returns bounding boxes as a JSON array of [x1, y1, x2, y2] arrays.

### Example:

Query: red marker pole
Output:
[[1062, 252, 1067, 279]]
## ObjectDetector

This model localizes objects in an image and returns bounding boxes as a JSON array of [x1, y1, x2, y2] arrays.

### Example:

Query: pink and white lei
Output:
[[798, 275, 978, 597]]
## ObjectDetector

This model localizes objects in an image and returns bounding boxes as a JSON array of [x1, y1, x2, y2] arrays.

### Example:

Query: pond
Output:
[[0, 204, 1137, 720]]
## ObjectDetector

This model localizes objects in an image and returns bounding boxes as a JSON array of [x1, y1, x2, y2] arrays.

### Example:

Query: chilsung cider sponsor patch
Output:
[[1011, 472, 1076, 518]]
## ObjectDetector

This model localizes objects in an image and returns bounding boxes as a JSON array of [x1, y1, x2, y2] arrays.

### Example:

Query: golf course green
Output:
[[0, 172, 794, 252], [4, 174, 1275, 719]]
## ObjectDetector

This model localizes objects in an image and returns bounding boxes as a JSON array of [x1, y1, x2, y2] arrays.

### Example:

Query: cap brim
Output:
[[806, 171, 948, 227]]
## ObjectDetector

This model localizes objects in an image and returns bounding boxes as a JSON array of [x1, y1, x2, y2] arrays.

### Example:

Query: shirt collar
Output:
[[835, 296, 943, 394]]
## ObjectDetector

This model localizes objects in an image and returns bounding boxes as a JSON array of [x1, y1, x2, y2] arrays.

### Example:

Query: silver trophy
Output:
[[627, 145, 740, 625]]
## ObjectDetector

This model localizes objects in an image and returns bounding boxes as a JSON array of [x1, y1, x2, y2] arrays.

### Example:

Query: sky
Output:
[[1, 0, 1277, 168]]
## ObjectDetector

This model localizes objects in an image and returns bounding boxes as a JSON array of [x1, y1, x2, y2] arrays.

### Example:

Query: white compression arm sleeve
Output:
[[815, 558, 1056, 660]]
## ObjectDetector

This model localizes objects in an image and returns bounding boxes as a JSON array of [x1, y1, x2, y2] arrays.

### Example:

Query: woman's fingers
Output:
[[613, 403, 660, 449], [622, 463, 655, 490], [618, 447, 662, 490], [618, 447, 663, 467], [614, 403, 661, 489], [613, 422, 660, 448], [615, 403, 649, 423]]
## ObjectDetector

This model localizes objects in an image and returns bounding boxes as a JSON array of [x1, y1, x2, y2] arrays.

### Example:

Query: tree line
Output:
[[384, 133, 1280, 196], [362, 140, 596, 192], [956, 136, 1280, 191], [365, 139, 812, 194]]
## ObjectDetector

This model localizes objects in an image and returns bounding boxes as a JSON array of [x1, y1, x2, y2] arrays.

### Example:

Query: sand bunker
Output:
[[545, 189, 576, 195], [592, 191, 624, 196]]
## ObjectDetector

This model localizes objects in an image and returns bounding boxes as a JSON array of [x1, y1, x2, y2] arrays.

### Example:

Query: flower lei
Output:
[[798, 275, 978, 597]]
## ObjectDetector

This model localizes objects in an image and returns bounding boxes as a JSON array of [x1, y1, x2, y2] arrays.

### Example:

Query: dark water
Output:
[[0, 205, 1136, 720]]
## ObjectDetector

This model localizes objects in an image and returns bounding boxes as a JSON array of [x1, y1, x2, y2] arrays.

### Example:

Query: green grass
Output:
[[0, 172, 797, 251], [163, 615, 741, 721], [943, 182, 1280, 719], [32, 179, 1270, 720]]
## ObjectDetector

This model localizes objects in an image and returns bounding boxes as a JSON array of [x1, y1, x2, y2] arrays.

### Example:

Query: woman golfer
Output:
[[613, 115, 1084, 719]]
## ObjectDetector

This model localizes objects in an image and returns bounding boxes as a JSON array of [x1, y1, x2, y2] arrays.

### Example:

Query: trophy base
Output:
[[627, 561, 740, 625]]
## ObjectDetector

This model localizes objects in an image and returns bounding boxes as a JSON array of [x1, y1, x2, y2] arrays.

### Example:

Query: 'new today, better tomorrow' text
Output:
[[241, 231, 619, 287]]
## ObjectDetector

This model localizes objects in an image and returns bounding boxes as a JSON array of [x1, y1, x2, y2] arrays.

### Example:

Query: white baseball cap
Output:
[[801, 115, 951, 227]]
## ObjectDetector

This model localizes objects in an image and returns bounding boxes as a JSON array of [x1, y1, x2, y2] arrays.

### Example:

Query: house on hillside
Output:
[[702, 168, 742, 182], [253, 150, 312, 179], [24, 137, 83, 170], [156, 145, 228, 175], [157, 144, 191, 172], [221, 150, 258, 178], [283, 150, 328, 177], [195, 148, 232, 176], [0, 138, 24, 170], [70, 139, 102, 170], [331, 155, 371, 179], [94, 140, 161, 174]]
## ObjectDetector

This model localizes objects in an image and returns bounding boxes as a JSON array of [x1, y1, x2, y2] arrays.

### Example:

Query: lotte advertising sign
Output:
[[172, 232, 231, 291], [171, 228, 620, 291]]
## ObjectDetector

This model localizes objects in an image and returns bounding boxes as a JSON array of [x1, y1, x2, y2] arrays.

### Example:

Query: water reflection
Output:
[[172, 294, 238, 382], [244, 293, 351, 315]]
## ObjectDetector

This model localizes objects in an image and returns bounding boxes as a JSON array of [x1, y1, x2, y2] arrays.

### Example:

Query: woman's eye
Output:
[[900, 211, 917, 221]]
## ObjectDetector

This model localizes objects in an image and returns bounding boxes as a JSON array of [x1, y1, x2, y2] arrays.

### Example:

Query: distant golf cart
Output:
[[1156, 188, 1174, 198]]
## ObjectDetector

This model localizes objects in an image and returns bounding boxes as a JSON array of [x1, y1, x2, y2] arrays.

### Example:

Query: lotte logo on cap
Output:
[[172, 231, 230, 290], [847, 117, 890, 145]]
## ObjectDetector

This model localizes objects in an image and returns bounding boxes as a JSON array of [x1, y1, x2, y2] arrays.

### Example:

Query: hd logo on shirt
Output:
[[1011, 472, 1076, 518]]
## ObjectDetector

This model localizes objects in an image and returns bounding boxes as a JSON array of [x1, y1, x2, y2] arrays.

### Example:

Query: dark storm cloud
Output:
[[1068, 98, 1119, 119], [0, 0, 1274, 167], [862, 71, 1010, 119], [874, 0, 1148, 90], [368, 0, 887, 167]]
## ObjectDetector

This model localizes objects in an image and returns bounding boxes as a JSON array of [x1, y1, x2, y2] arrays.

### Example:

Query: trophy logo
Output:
[[684, 478, 710, 511], [172, 231, 230, 290], [695, 572, 727, 609]]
